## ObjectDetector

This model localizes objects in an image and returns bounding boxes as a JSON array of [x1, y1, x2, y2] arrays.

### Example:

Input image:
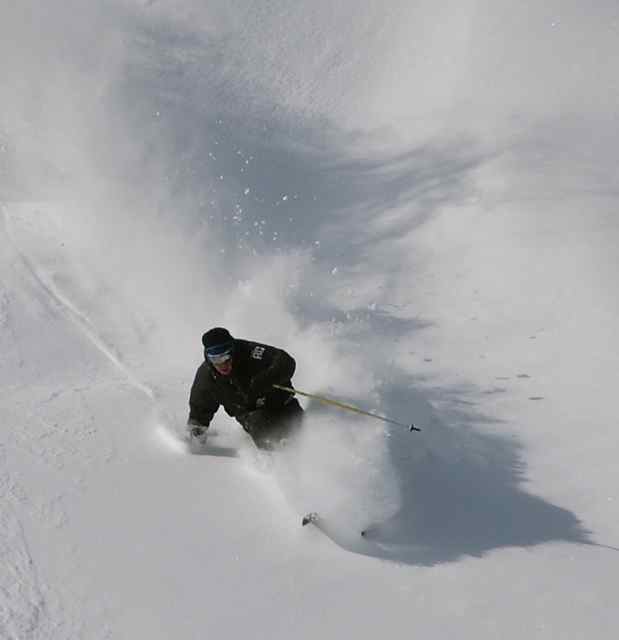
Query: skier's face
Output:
[[213, 357, 233, 376], [206, 343, 234, 376], [204, 342, 234, 376]]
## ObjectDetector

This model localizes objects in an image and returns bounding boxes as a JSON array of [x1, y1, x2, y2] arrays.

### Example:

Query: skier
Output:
[[187, 327, 303, 449]]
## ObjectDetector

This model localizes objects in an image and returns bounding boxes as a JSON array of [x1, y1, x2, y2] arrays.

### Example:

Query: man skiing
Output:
[[187, 327, 303, 449]]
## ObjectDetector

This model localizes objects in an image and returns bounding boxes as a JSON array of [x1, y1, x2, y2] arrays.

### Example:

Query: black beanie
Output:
[[202, 327, 234, 349]]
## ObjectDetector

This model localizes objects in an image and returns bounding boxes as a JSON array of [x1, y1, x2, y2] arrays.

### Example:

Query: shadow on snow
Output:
[[110, 19, 594, 566], [323, 379, 593, 565]]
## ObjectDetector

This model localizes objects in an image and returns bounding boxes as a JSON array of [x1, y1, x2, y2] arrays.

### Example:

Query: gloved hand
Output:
[[187, 419, 209, 442], [188, 425, 208, 451], [190, 426, 205, 438], [248, 373, 270, 404]]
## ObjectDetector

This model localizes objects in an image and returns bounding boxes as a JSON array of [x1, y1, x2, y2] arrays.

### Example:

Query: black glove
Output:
[[248, 374, 271, 407], [249, 373, 270, 397], [187, 417, 208, 439]]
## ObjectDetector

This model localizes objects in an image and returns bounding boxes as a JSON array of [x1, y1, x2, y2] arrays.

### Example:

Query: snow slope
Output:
[[1, 1, 618, 638]]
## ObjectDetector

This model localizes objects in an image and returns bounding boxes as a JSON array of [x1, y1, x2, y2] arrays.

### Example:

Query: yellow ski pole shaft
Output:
[[273, 384, 421, 432]]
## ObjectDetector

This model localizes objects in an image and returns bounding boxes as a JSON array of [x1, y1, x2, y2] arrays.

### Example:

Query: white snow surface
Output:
[[1, 1, 619, 638]]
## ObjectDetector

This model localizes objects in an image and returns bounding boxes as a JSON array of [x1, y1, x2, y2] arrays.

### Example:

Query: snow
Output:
[[1, 0, 619, 638]]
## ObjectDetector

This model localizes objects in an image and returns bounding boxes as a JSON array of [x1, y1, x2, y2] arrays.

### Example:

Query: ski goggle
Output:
[[205, 343, 234, 365]]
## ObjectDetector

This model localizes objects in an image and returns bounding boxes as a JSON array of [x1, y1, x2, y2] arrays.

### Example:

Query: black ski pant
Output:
[[236, 398, 303, 449]]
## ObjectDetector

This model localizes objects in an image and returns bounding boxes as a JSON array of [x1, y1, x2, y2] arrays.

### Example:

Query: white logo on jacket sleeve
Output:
[[251, 346, 266, 360]]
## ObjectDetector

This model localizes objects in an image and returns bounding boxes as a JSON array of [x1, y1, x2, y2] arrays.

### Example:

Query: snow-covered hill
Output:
[[1, 1, 618, 638]]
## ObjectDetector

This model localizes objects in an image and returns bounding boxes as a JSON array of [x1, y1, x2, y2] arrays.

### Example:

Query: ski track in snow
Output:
[[3, 208, 155, 403], [2, 207, 196, 471]]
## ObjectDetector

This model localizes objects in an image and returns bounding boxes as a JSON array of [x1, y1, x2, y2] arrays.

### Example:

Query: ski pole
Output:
[[273, 384, 421, 432]]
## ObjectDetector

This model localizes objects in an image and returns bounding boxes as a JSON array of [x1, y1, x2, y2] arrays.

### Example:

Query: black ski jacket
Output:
[[188, 339, 296, 428]]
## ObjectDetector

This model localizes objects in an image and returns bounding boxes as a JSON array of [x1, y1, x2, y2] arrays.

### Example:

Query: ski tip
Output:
[[302, 512, 319, 526]]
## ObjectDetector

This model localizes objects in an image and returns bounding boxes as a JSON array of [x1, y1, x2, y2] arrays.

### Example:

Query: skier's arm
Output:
[[249, 347, 296, 398], [188, 367, 220, 429]]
